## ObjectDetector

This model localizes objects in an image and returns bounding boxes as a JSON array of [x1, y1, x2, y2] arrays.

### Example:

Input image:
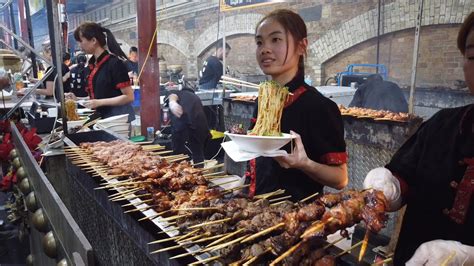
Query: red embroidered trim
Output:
[[116, 81, 131, 89], [319, 152, 348, 165], [250, 118, 257, 124], [284, 86, 307, 108], [447, 157, 474, 224], [248, 159, 257, 198], [87, 54, 111, 99]]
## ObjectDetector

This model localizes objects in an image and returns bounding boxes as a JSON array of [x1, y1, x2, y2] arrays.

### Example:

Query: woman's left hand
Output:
[[83, 99, 100, 109], [274, 131, 308, 169]]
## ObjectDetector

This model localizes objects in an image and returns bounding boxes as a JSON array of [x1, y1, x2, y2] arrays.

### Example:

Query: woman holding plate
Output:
[[248, 9, 348, 201]]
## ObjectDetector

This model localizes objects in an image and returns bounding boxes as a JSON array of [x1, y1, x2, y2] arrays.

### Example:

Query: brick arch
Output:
[[195, 13, 264, 57], [157, 30, 189, 56], [308, 0, 473, 84]]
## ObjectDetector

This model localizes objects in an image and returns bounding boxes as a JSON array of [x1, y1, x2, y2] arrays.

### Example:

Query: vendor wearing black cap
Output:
[[364, 12, 474, 265], [73, 22, 134, 123]]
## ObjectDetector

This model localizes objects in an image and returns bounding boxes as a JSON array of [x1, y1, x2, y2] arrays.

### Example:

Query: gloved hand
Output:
[[406, 240, 474, 266], [363, 167, 402, 211], [169, 100, 183, 118]]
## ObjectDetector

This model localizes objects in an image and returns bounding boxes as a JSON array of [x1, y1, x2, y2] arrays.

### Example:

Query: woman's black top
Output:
[[249, 73, 347, 201], [86, 51, 134, 122], [386, 104, 474, 264], [43, 63, 71, 98]]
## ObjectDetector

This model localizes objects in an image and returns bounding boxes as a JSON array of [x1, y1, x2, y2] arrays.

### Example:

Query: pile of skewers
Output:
[[64, 140, 390, 265]]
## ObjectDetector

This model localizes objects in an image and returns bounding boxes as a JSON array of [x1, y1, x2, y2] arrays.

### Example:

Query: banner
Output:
[[220, 0, 283, 12]]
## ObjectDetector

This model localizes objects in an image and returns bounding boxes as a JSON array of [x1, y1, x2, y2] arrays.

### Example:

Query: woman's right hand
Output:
[[65, 92, 77, 101]]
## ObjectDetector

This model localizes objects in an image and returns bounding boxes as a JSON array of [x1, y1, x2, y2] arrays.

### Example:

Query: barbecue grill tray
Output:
[[64, 130, 372, 265]]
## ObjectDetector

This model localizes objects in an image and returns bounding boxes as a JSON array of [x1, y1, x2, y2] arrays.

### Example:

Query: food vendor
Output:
[[364, 12, 474, 265], [73, 22, 135, 122], [248, 9, 348, 201]]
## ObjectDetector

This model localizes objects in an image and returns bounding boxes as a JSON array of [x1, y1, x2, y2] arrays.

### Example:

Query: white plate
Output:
[[94, 123, 130, 132], [224, 132, 295, 153], [77, 108, 94, 114]]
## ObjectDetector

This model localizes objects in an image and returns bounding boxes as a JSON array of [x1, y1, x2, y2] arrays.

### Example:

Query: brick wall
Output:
[[323, 24, 465, 87], [72, 0, 473, 88]]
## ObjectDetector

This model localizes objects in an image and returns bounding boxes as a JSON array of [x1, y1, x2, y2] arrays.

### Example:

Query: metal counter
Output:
[[11, 123, 93, 266]]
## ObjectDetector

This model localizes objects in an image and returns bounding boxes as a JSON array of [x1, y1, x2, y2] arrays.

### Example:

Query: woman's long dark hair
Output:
[[256, 9, 308, 75], [73, 22, 127, 61]]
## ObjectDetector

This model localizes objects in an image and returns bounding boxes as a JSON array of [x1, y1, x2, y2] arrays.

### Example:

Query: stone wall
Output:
[[69, 0, 474, 88]]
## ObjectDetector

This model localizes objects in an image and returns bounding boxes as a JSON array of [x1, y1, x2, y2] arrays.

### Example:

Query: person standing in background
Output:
[[198, 40, 231, 90], [126, 46, 139, 76], [68, 54, 89, 97], [74, 22, 135, 122]]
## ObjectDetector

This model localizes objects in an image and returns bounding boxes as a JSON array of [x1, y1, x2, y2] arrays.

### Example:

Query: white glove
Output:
[[169, 100, 183, 118], [363, 167, 402, 211], [406, 240, 474, 266]]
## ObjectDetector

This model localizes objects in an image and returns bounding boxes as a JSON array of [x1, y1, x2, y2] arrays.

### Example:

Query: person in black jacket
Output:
[[168, 86, 210, 166], [349, 74, 408, 113], [364, 12, 474, 265], [68, 53, 89, 97], [198, 40, 231, 90]]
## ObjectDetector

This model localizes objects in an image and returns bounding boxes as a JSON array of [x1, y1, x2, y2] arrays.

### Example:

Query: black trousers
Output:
[[172, 129, 207, 167]]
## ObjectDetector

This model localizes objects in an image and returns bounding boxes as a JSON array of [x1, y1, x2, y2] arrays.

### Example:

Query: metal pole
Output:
[[408, 0, 423, 114], [376, 0, 381, 72], [24, 0, 38, 78], [0, 23, 52, 65], [8, 2, 17, 49], [222, 12, 226, 99], [137, 0, 160, 137], [46, 0, 67, 134]]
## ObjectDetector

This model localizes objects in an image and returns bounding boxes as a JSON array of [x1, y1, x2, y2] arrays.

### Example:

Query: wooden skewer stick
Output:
[[142, 144, 165, 150], [149, 243, 189, 254], [219, 79, 259, 89], [206, 234, 250, 253], [241, 222, 285, 243], [269, 241, 302, 266], [371, 257, 393, 266], [179, 233, 224, 246], [108, 187, 141, 198], [335, 240, 364, 258], [205, 228, 245, 248], [122, 198, 153, 207], [254, 189, 285, 199], [188, 255, 221, 266], [123, 205, 153, 214], [167, 157, 190, 163], [203, 171, 226, 177], [269, 195, 292, 203], [210, 179, 241, 188], [110, 190, 143, 201], [147, 235, 182, 245], [188, 217, 231, 229], [300, 217, 334, 239], [175, 228, 201, 242], [243, 247, 273, 266], [177, 232, 211, 245], [358, 229, 370, 262], [222, 184, 250, 194], [171, 207, 219, 212], [199, 163, 224, 172], [205, 174, 234, 180], [162, 153, 186, 159], [298, 192, 320, 204], [440, 251, 457, 266], [110, 193, 151, 202], [151, 150, 173, 155], [221, 75, 259, 86], [323, 236, 346, 250], [158, 213, 190, 222]]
